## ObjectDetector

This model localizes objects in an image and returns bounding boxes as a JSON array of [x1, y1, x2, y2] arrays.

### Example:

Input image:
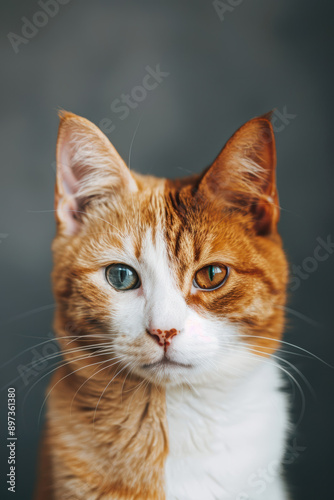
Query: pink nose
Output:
[[147, 328, 179, 350]]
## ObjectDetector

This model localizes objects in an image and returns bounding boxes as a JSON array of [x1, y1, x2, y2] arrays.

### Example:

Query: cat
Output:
[[35, 111, 291, 500]]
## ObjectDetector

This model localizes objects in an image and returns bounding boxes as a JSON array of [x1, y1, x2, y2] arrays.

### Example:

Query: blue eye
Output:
[[105, 264, 140, 291]]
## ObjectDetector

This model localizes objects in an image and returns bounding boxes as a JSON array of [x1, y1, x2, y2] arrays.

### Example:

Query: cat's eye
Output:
[[193, 264, 229, 291], [105, 264, 140, 291]]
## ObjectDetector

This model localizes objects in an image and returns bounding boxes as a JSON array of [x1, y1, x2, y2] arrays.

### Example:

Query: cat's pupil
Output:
[[119, 268, 128, 283], [209, 266, 215, 281]]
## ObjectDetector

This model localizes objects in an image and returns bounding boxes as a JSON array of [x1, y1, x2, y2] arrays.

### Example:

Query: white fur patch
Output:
[[165, 362, 289, 500]]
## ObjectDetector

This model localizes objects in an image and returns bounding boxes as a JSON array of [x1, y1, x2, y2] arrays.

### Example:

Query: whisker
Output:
[[4, 303, 56, 324], [2, 343, 119, 387], [93, 362, 132, 427], [225, 347, 307, 427], [1, 333, 116, 371], [120, 364, 135, 404], [37, 355, 125, 425], [23, 349, 124, 415], [128, 114, 144, 171], [275, 304, 321, 327], [242, 343, 315, 399], [241, 335, 333, 368], [68, 355, 128, 419]]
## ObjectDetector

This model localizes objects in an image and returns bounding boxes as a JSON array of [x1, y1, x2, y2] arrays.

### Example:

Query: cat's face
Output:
[[52, 112, 288, 386]]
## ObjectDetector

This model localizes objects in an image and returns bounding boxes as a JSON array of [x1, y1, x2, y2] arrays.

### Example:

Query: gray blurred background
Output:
[[1, 0, 333, 498]]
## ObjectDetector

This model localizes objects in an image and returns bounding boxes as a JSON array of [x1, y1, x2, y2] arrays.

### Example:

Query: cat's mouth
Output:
[[142, 357, 192, 369]]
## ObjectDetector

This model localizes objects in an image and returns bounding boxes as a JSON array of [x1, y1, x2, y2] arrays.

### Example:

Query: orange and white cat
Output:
[[35, 111, 290, 499]]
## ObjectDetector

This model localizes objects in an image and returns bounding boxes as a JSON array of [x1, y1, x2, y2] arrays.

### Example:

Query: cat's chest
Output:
[[164, 365, 288, 500]]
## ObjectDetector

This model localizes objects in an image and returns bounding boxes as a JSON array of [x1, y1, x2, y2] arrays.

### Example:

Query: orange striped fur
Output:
[[35, 112, 288, 499]]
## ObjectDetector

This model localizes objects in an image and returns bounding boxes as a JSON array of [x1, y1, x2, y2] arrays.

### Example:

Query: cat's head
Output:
[[52, 111, 288, 386]]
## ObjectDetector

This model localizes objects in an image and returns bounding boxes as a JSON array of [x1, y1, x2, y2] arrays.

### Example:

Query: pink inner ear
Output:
[[58, 195, 79, 235], [59, 138, 80, 197], [56, 134, 82, 235], [55, 112, 139, 236], [195, 115, 279, 236]]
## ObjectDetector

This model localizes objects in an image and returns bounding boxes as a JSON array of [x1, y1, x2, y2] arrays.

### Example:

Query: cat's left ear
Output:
[[55, 111, 138, 235], [198, 113, 279, 235]]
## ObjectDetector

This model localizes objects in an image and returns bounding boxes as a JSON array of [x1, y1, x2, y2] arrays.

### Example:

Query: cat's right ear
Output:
[[55, 111, 138, 235]]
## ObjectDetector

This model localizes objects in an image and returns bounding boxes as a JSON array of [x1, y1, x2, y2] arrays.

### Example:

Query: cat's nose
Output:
[[146, 328, 179, 350]]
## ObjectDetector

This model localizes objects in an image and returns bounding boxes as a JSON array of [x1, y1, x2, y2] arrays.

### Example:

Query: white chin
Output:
[[138, 359, 194, 384]]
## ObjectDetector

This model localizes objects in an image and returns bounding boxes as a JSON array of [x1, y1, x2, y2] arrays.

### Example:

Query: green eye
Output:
[[105, 264, 140, 291]]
